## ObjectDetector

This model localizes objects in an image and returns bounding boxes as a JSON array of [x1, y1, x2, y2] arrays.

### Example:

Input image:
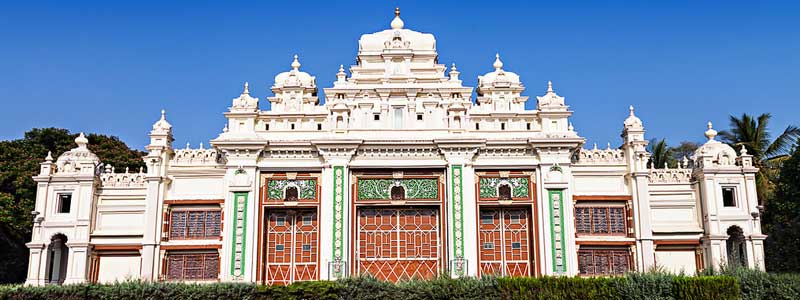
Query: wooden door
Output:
[[478, 207, 532, 276], [264, 209, 318, 284], [357, 207, 440, 281]]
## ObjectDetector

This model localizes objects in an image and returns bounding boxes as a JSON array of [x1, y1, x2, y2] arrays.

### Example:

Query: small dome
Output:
[[694, 121, 737, 164], [152, 110, 172, 132], [273, 55, 315, 88], [391, 7, 404, 30], [478, 54, 521, 87], [623, 106, 643, 129]]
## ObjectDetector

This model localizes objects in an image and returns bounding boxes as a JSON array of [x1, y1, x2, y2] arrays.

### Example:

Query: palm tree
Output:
[[647, 138, 673, 168], [718, 113, 800, 202]]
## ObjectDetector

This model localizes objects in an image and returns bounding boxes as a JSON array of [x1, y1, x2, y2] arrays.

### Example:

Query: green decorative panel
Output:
[[230, 192, 248, 278], [478, 177, 530, 198], [357, 178, 438, 200], [450, 165, 465, 276], [266, 179, 316, 200], [331, 166, 345, 261], [549, 190, 566, 274]]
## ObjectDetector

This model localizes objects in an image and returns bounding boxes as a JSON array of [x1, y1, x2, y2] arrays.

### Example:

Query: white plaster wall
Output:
[[97, 256, 141, 283], [573, 175, 628, 195], [655, 250, 696, 275], [168, 177, 224, 199]]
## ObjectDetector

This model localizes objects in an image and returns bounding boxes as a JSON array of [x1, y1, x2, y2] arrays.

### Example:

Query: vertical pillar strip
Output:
[[450, 165, 465, 275], [330, 166, 346, 277], [549, 189, 566, 274], [230, 191, 248, 278]]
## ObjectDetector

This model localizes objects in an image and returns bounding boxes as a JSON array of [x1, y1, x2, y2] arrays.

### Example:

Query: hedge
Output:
[[0, 273, 775, 300]]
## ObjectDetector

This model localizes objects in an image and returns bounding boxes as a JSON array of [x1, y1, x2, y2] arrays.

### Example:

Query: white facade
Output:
[[25, 9, 765, 285]]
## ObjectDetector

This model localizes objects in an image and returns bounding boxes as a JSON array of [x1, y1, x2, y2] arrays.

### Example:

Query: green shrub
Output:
[[671, 276, 739, 300], [496, 276, 624, 300], [615, 272, 675, 300]]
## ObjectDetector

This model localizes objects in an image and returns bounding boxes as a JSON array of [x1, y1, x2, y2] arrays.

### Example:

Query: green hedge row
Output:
[[0, 272, 788, 300]]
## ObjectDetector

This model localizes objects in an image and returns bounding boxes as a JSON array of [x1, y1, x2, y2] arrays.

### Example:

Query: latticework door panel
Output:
[[479, 208, 531, 276], [265, 209, 318, 285], [357, 208, 439, 282]]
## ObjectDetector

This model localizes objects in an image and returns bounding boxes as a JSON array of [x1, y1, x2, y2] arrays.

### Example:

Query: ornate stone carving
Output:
[[574, 143, 625, 165], [99, 165, 146, 188]]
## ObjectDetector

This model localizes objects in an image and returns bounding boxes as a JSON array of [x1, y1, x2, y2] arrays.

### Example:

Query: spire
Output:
[[449, 63, 460, 81], [493, 53, 503, 70], [705, 121, 718, 141], [336, 64, 346, 82], [75, 132, 88, 149], [547, 81, 554, 93], [391, 7, 404, 29], [291, 54, 301, 71], [629, 105, 635, 117], [243, 82, 249, 94]]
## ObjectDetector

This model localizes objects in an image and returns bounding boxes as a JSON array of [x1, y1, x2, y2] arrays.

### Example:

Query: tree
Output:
[[671, 141, 700, 162], [0, 128, 146, 283], [718, 113, 800, 202], [763, 143, 800, 272], [647, 138, 674, 168]]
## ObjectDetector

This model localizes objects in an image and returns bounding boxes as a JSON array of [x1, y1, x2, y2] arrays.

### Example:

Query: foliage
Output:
[[671, 276, 739, 300], [718, 113, 800, 201], [0, 128, 146, 284], [648, 138, 674, 168], [701, 267, 800, 300], [763, 144, 800, 272], [0, 275, 750, 300], [671, 141, 700, 162]]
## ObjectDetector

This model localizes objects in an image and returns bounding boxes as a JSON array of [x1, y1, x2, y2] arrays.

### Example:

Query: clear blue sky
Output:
[[1, 1, 798, 150]]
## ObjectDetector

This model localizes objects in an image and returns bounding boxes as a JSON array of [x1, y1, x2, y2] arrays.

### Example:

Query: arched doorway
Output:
[[45, 234, 69, 285], [390, 186, 405, 200], [498, 184, 512, 200], [285, 186, 299, 202], [726, 226, 747, 267]]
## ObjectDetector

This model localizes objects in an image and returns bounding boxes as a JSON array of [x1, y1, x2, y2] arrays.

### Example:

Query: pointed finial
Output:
[[451, 63, 457, 71], [291, 55, 300, 70], [682, 156, 688, 168], [339, 64, 345, 73], [186, 142, 190, 149], [705, 121, 718, 141], [664, 162, 669, 169], [568, 122, 574, 131], [391, 7, 404, 29], [607, 142, 611, 150], [139, 166, 144, 174], [449, 63, 460, 81], [547, 81, 554, 93], [243, 82, 249, 94], [593, 143, 598, 150], [223, 123, 229, 133], [125, 167, 130, 174], [199, 142, 204, 150], [740, 144, 748, 155], [45, 151, 53, 162], [493, 53, 503, 70], [75, 132, 89, 149], [629, 105, 635, 116]]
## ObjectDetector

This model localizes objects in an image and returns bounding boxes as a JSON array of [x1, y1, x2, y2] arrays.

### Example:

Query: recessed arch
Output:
[[726, 226, 747, 267]]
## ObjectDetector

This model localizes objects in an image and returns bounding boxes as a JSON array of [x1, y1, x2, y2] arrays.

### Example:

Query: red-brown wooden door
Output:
[[264, 209, 318, 285], [478, 208, 532, 276], [357, 207, 440, 281]]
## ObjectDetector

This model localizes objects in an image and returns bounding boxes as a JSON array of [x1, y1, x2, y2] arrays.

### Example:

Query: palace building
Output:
[[25, 9, 765, 285]]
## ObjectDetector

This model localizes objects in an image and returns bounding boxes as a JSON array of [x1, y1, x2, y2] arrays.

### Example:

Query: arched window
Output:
[[391, 186, 405, 200], [726, 226, 747, 267], [46, 234, 69, 285], [285, 186, 299, 202], [498, 184, 512, 200]]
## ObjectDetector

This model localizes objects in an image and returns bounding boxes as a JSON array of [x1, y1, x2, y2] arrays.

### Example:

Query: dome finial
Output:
[[391, 7, 404, 29], [547, 81, 554, 93], [493, 53, 503, 70], [75, 132, 89, 149], [704, 121, 718, 141], [291, 54, 300, 70], [629, 105, 635, 116], [243, 82, 249, 94]]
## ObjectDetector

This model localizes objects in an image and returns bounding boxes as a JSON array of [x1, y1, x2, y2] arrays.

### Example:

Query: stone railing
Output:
[[648, 166, 693, 183], [171, 143, 221, 166], [574, 143, 625, 165], [100, 165, 146, 188]]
